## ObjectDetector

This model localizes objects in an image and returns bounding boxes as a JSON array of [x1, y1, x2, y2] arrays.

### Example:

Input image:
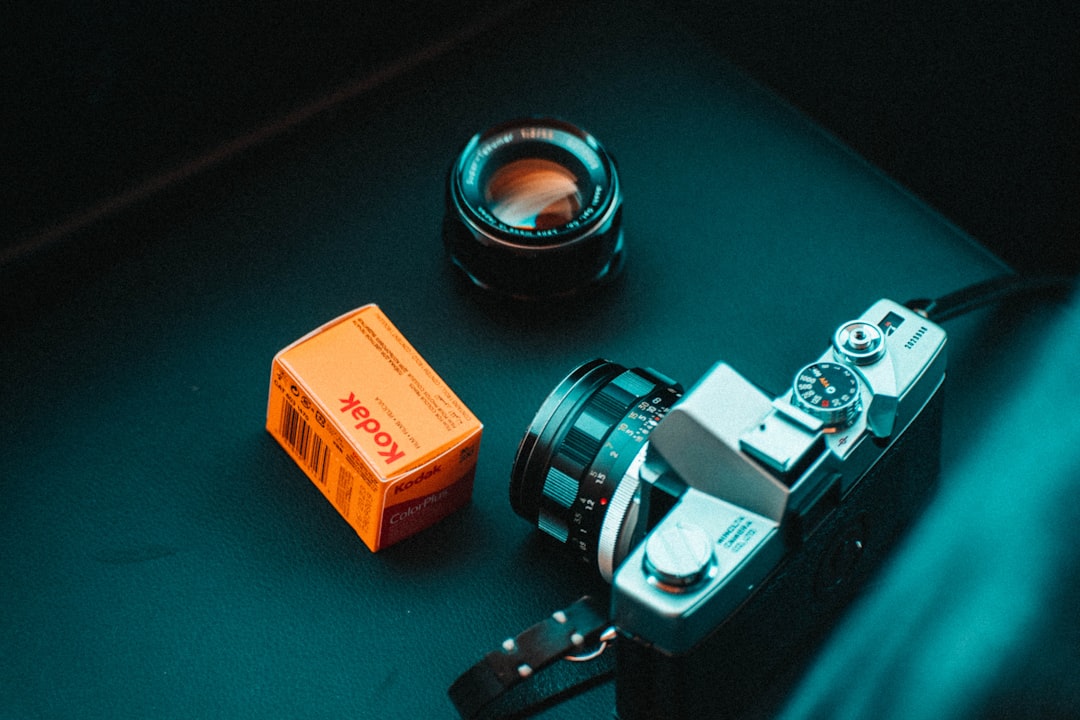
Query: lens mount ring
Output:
[[444, 117, 624, 299], [596, 450, 644, 583]]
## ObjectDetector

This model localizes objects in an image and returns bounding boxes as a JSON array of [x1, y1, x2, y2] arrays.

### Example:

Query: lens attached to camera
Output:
[[444, 118, 624, 300], [510, 359, 682, 581]]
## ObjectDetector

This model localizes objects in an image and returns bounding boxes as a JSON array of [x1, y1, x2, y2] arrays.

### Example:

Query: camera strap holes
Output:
[[449, 596, 616, 719], [564, 625, 618, 663]]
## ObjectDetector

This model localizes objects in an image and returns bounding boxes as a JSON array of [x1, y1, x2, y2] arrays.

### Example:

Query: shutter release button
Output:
[[643, 521, 714, 592]]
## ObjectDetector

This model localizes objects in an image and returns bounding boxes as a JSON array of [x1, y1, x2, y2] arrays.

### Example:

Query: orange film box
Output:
[[266, 304, 483, 551]]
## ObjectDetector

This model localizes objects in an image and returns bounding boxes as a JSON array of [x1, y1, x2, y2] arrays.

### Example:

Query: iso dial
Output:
[[792, 361, 861, 428]]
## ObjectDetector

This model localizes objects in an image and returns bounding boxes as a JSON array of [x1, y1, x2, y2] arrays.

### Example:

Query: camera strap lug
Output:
[[449, 595, 616, 719]]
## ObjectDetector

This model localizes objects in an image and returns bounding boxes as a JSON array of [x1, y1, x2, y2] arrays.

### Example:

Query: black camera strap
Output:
[[448, 595, 616, 719], [905, 273, 1076, 323]]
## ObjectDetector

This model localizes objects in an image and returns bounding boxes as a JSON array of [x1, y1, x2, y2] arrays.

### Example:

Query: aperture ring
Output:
[[521, 363, 682, 572]]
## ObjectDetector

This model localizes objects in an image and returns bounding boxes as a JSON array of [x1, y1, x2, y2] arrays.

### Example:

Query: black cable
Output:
[[905, 274, 1076, 323]]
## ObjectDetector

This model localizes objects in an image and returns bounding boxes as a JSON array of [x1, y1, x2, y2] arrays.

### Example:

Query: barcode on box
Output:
[[279, 402, 329, 485]]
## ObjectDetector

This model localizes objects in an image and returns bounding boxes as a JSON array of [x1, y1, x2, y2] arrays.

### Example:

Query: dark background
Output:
[[3, 2, 1078, 719], [5, 0, 1078, 274]]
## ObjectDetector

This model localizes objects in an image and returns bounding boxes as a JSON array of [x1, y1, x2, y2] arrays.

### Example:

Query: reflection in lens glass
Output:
[[444, 117, 624, 298], [485, 158, 582, 230]]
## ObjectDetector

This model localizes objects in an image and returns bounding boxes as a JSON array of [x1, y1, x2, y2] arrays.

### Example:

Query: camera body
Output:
[[610, 298, 946, 718], [507, 298, 947, 719]]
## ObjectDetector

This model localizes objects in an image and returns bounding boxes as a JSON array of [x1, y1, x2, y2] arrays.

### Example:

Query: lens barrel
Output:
[[511, 359, 682, 578], [444, 118, 624, 300]]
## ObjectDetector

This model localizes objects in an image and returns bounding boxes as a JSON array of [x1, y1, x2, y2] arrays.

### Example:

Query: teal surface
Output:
[[3, 2, 1072, 718]]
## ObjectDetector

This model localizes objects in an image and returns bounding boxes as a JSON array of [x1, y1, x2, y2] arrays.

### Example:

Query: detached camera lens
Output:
[[444, 118, 624, 300], [511, 360, 682, 581]]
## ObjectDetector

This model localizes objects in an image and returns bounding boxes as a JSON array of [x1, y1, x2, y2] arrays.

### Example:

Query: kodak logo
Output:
[[338, 392, 406, 464]]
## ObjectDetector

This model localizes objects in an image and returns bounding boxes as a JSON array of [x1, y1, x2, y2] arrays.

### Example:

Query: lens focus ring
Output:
[[537, 368, 653, 517], [511, 360, 682, 574]]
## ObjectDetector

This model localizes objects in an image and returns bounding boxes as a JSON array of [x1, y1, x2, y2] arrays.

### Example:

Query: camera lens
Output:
[[511, 359, 682, 581], [444, 118, 624, 300]]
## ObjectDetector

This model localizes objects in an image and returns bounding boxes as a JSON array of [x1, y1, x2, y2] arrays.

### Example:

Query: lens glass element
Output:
[[485, 158, 583, 230], [444, 118, 624, 299]]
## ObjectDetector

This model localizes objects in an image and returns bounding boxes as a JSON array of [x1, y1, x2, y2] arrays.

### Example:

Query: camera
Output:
[[509, 298, 947, 719]]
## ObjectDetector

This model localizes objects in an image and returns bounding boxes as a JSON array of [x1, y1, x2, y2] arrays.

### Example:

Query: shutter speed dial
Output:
[[792, 361, 861, 428]]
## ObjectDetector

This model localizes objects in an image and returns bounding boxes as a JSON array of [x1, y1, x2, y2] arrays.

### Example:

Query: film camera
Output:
[[509, 298, 947, 719]]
